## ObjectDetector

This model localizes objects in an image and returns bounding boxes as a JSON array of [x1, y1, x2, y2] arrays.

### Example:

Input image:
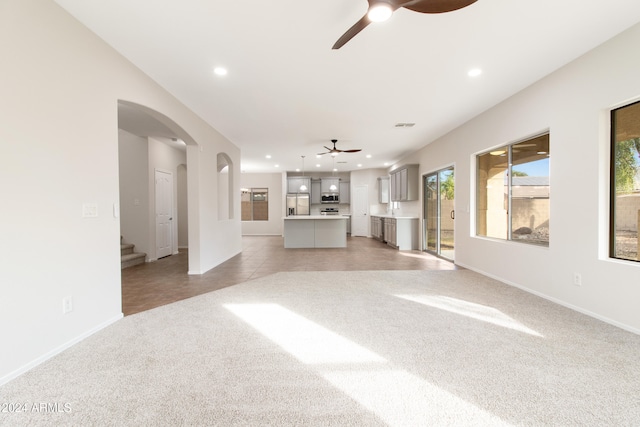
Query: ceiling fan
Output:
[[332, 0, 477, 49], [318, 139, 362, 155]]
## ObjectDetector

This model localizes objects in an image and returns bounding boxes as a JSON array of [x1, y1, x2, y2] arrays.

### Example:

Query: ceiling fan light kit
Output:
[[333, 0, 478, 49], [368, 2, 394, 22], [317, 139, 362, 156]]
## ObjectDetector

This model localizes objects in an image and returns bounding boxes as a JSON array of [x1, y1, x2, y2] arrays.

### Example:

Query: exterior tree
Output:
[[441, 172, 454, 200], [615, 138, 640, 193]]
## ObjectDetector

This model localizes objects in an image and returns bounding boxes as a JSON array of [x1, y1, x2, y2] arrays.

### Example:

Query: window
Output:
[[610, 101, 640, 262], [476, 133, 550, 246], [241, 188, 269, 221]]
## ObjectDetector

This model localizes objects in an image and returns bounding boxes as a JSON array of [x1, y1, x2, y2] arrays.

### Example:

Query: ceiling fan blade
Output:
[[401, 0, 477, 14], [342, 149, 362, 153], [317, 152, 329, 155], [332, 14, 372, 50]]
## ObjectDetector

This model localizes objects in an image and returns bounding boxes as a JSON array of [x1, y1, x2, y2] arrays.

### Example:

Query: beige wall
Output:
[[392, 21, 640, 334], [118, 130, 150, 256], [0, 0, 241, 384]]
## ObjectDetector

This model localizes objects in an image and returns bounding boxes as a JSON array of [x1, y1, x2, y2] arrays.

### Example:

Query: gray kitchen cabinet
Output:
[[389, 165, 419, 201], [389, 173, 397, 202], [321, 178, 340, 193], [371, 216, 383, 241], [372, 215, 418, 249], [288, 177, 311, 194], [378, 176, 389, 203], [339, 181, 350, 203], [384, 218, 397, 247], [311, 180, 321, 204], [386, 217, 419, 250]]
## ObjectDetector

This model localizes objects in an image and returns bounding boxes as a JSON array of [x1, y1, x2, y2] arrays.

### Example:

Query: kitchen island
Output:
[[283, 215, 348, 248]]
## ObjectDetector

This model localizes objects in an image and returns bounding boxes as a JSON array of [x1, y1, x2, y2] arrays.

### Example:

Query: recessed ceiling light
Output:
[[316, 164, 321, 168], [383, 162, 389, 166], [366, 154, 372, 159], [213, 67, 228, 76], [265, 154, 271, 159], [316, 155, 321, 158], [274, 164, 279, 168], [468, 68, 482, 77], [333, 168, 338, 172], [295, 168, 300, 172], [357, 164, 363, 167]]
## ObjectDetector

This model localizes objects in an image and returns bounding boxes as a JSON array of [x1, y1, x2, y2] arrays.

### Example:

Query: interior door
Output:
[[155, 169, 173, 259], [423, 167, 454, 260], [351, 185, 368, 237]]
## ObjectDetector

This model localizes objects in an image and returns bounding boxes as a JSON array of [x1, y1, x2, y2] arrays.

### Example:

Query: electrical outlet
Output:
[[573, 273, 582, 287], [62, 296, 73, 314]]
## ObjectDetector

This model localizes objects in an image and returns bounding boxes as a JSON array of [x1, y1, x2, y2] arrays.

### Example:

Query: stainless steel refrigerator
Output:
[[286, 193, 310, 216]]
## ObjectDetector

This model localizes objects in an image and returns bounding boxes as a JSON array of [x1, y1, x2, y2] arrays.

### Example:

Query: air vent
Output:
[[395, 123, 415, 128]]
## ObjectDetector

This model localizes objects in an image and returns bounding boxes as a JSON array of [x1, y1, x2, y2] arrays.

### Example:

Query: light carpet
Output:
[[1, 270, 640, 426]]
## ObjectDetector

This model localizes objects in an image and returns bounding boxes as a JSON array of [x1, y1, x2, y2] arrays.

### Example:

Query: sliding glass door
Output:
[[423, 167, 454, 260]]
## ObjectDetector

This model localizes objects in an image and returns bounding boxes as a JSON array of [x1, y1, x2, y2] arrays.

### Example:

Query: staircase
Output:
[[121, 237, 146, 269]]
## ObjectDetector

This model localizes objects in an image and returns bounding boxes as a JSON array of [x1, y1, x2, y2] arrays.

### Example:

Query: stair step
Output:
[[121, 243, 134, 256], [121, 252, 146, 269]]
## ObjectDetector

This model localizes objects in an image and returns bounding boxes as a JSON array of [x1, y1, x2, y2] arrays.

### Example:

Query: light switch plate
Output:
[[82, 203, 98, 218]]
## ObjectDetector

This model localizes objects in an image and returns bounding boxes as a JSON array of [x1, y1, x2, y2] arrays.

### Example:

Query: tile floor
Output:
[[121, 235, 457, 316]]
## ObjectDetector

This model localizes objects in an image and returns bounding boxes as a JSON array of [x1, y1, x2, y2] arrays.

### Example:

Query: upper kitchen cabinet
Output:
[[390, 165, 419, 201], [287, 177, 311, 194], [321, 178, 340, 193], [311, 180, 321, 204], [378, 176, 389, 204], [339, 181, 350, 204]]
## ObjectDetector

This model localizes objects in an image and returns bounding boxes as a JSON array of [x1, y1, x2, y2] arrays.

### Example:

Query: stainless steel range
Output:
[[320, 207, 339, 215]]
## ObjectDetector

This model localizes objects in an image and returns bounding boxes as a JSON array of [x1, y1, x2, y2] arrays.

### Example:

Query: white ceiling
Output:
[[55, 0, 640, 173]]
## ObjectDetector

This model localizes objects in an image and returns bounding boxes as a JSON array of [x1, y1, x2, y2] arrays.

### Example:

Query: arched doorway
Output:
[[117, 100, 199, 313]]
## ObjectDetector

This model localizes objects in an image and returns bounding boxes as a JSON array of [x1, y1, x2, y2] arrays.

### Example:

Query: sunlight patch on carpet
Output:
[[225, 303, 386, 364], [395, 294, 543, 337], [322, 369, 512, 427]]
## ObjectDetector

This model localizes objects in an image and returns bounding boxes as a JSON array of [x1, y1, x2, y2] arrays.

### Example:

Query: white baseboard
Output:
[[455, 261, 640, 336], [0, 313, 123, 387]]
